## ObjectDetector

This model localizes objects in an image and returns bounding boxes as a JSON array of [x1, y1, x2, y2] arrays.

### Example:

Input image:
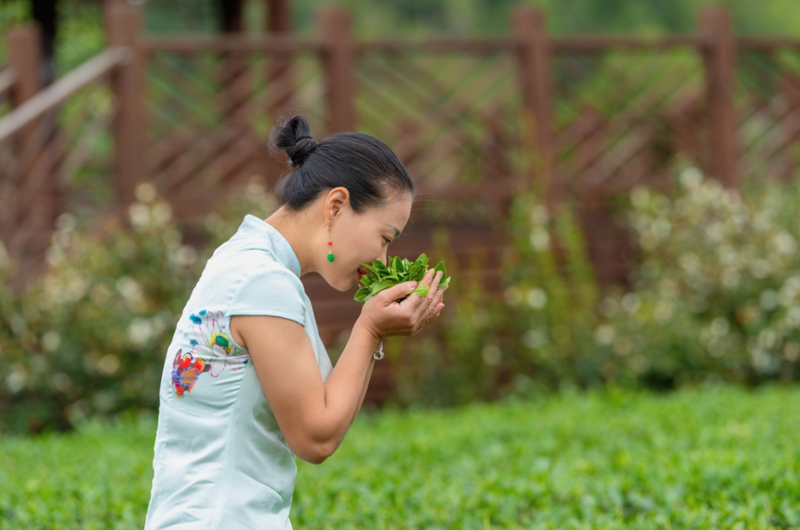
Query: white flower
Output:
[[773, 232, 797, 255], [783, 343, 800, 362], [151, 203, 173, 227], [135, 182, 157, 203], [526, 288, 547, 309], [621, 292, 641, 313], [680, 167, 703, 189], [529, 228, 550, 252], [759, 290, 778, 311], [117, 276, 144, 307], [42, 330, 62, 352], [522, 329, 547, 349], [128, 203, 150, 231], [652, 217, 671, 239], [710, 317, 730, 337], [594, 325, 615, 345], [481, 344, 501, 366]]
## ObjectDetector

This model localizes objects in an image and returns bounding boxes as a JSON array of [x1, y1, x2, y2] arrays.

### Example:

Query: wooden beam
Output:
[[141, 35, 321, 54], [0, 47, 129, 145]]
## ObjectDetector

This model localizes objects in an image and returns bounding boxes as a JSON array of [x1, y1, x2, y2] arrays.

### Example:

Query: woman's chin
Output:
[[329, 277, 355, 292]]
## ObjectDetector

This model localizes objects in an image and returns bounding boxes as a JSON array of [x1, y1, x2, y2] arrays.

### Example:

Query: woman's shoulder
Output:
[[193, 243, 304, 302]]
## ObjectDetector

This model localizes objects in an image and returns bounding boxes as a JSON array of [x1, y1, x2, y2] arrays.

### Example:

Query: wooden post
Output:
[[218, 0, 249, 125], [5, 24, 45, 264], [106, 2, 147, 210], [7, 25, 42, 153], [513, 6, 555, 203], [699, 6, 738, 188], [318, 6, 356, 132], [265, 0, 296, 120]]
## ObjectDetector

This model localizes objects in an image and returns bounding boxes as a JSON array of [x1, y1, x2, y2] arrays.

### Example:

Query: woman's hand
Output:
[[356, 268, 448, 340]]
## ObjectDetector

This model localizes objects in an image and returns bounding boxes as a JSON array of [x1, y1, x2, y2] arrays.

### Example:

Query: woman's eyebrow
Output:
[[384, 223, 400, 237]]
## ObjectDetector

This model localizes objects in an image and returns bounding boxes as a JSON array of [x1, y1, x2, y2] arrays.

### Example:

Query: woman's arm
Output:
[[349, 356, 375, 428], [231, 270, 446, 465], [232, 314, 380, 465]]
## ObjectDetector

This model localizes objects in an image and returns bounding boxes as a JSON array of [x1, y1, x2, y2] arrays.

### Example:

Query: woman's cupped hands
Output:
[[356, 268, 448, 339]]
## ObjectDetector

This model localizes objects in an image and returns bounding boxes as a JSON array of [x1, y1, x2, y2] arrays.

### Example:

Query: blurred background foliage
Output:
[[385, 168, 800, 406], [4, 166, 800, 433], [0, 180, 275, 433], [2, 0, 800, 434]]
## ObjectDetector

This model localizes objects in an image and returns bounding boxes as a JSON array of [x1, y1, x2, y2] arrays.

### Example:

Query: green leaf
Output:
[[434, 260, 447, 278], [410, 285, 430, 297], [370, 280, 395, 294], [353, 253, 452, 303]]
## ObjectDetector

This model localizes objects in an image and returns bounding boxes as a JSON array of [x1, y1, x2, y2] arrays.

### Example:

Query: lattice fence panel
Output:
[[145, 49, 326, 219], [354, 48, 523, 223], [736, 46, 800, 182], [552, 47, 709, 197]]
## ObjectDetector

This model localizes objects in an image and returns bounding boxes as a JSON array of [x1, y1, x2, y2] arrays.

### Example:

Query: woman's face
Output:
[[326, 190, 413, 291]]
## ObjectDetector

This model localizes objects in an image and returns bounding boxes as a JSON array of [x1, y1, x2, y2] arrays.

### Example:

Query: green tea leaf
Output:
[[354, 253, 452, 303], [410, 285, 430, 297]]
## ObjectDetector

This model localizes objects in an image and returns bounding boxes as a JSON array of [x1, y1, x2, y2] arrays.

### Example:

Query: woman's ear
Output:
[[324, 187, 350, 222]]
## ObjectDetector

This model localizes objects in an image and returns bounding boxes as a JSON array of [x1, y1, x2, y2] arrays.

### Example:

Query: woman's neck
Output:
[[263, 206, 321, 277]]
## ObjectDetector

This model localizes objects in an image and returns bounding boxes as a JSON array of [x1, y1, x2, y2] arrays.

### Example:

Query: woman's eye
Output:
[[384, 238, 392, 245]]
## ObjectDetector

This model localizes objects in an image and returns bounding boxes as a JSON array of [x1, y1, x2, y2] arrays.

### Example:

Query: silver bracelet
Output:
[[373, 339, 384, 360]]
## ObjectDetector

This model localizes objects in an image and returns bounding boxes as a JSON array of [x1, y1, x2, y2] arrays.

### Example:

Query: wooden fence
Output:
[[2, 4, 800, 401]]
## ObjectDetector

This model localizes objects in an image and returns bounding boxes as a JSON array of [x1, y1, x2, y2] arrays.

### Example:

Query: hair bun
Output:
[[269, 116, 318, 167]]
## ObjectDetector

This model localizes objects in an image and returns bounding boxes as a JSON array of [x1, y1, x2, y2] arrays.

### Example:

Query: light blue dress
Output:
[[145, 214, 333, 529]]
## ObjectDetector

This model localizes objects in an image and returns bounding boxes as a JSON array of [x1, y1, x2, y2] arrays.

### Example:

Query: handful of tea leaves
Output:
[[354, 253, 451, 303]]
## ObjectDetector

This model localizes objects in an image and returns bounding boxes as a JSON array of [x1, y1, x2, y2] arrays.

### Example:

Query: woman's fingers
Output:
[[412, 270, 445, 323], [379, 281, 418, 305]]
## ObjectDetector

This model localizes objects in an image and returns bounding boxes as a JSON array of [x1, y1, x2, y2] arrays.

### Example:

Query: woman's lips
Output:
[[357, 267, 368, 281]]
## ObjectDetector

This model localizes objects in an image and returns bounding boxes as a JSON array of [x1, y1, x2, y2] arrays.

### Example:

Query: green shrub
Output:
[[387, 192, 605, 405], [0, 180, 273, 434], [600, 169, 800, 388]]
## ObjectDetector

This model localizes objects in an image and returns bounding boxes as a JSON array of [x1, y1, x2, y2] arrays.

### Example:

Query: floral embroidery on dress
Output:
[[172, 349, 205, 398], [171, 309, 249, 398]]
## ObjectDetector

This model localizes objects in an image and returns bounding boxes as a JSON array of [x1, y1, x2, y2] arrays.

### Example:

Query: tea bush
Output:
[[2, 385, 798, 529]]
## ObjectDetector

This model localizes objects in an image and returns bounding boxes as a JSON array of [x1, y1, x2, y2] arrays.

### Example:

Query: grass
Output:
[[1, 385, 798, 529]]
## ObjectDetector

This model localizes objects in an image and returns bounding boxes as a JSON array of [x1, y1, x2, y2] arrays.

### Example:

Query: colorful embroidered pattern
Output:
[[172, 349, 206, 398], [171, 309, 249, 398]]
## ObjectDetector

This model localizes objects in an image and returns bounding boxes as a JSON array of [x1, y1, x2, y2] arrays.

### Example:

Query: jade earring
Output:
[[327, 224, 334, 262]]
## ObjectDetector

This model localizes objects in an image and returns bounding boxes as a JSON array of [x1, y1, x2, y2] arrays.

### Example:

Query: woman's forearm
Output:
[[318, 322, 380, 452], [349, 356, 375, 426]]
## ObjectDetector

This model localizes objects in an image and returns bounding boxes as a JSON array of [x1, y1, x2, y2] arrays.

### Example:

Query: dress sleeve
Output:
[[227, 264, 306, 327]]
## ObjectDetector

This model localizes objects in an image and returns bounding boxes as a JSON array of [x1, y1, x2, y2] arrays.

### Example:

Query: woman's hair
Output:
[[268, 115, 415, 213]]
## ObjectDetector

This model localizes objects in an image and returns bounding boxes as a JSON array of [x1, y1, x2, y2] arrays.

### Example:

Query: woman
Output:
[[144, 116, 448, 529]]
